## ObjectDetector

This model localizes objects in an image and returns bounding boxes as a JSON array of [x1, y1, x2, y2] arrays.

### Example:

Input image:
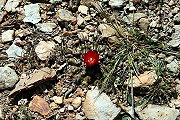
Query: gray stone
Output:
[[59, 108, 65, 113], [83, 89, 121, 120], [1, 30, 14, 43], [5, 0, 22, 12], [6, 44, 24, 60], [167, 59, 179, 72], [123, 13, 146, 24], [0, 66, 19, 90], [57, 9, 75, 21], [174, 13, 180, 24], [109, 0, 125, 8], [77, 14, 84, 26], [98, 24, 116, 38], [165, 56, 175, 63], [136, 104, 179, 120], [36, 23, 57, 33], [23, 4, 41, 24], [49, 0, 62, 4], [168, 25, 180, 47]]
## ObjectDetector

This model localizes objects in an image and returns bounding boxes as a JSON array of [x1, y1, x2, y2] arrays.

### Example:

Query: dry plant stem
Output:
[[130, 70, 135, 118]]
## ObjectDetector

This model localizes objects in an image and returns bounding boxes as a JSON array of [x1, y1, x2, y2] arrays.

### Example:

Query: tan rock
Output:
[[78, 5, 88, 15], [2, 30, 14, 43], [35, 41, 55, 60], [52, 96, 63, 104], [29, 95, 50, 116], [131, 71, 157, 87], [72, 97, 82, 109], [98, 24, 116, 38]]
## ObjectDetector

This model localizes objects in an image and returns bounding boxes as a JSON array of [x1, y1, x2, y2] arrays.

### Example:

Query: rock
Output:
[[98, 24, 116, 38], [29, 95, 50, 116], [109, 0, 125, 8], [0, 0, 6, 10], [167, 59, 179, 72], [67, 105, 74, 111], [50, 102, 58, 110], [0, 11, 7, 23], [165, 56, 175, 63], [6, 44, 24, 60], [83, 89, 121, 120], [139, 18, 149, 32], [123, 13, 146, 24], [35, 41, 55, 60], [74, 88, 84, 97], [23, 4, 41, 24], [59, 108, 65, 113], [129, 1, 136, 11], [49, 0, 62, 4], [36, 23, 57, 33], [52, 96, 63, 104], [1, 30, 15, 43], [72, 97, 82, 109], [78, 5, 88, 15], [5, 0, 22, 12], [130, 71, 157, 87], [170, 99, 180, 108], [0, 105, 4, 119], [174, 13, 180, 24], [18, 98, 28, 105], [171, 7, 179, 14], [168, 25, 180, 47], [54, 36, 62, 43], [157, 53, 166, 58], [57, 9, 75, 21], [136, 104, 179, 120], [0, 66, 19, 90], [9, 67, 56, 97], [75, 113, 86, 120], [77, 14, 84, 26], [149, 20, 158, 27]]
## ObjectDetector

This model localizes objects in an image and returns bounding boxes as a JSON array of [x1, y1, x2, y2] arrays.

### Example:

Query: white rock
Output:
[[67, 105, 74, 111], [36, 23, 57, 33], [168, 25, 180, 47], [149, 20, 158, 27], [72, 97, 82, 109], [23, 4, 41, 24], [77, 14, 84, 26], [165, 56, 175, 63], [54, 36, 62, 43], [49, 0, 62, 4], [6, 44, 24, 60], [129, 2, 136, 11], [136, 104, 179, 120], [57, 9, 74, 21], [170, 99, 180, 108], [109, 0, 125, 8], [0, 0, 6, 10], [5, 0, 22, 12], [98, 24, 116, 38], [52, 96, 63, 104], [2, 30, 15, 43], [167, 40, 180, 47], [123, 13, 146, 24], [59, 107, 65, 113], [0, 66, 19, 89], [78, 5, 88, 15], [83, 89, 121, 120], [35, 41, 55, 60], [167, 59, 179, 72]]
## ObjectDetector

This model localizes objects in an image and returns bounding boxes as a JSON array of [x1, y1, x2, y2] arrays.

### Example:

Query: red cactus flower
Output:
[[83, 50, 99, 67]]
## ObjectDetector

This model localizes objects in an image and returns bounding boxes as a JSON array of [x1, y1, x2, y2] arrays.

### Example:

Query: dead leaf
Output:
[[9, 67, 56, 97], [29, 95, 50, 116]]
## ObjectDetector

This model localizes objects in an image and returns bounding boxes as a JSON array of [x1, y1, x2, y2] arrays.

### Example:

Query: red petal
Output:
[[83, 50, 99, 66]]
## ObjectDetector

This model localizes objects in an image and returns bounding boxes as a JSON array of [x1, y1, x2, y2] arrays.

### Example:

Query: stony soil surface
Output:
[[0, 0, 180, 120]]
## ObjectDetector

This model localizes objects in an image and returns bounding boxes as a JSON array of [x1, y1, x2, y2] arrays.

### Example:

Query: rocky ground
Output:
[[0, 0, 180, 120]]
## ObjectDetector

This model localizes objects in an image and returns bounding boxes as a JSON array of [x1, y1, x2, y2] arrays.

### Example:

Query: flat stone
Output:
[[57, 9, 74, 21], [77, 14, 84, 26], [0, 66, 19, 90], [1, 30, 15, 43], [167, 59, 179, 72], [78, 5, 88, 15], [6, 44, 24, 60], [52, 96, 63, 104], [109, 0, 125, 8], [5, 0, 22, 12], [9, 67, 56, 97], [167, 40, 180, 47], [72, 97, 82, 109], [168, 25, 180, 47], [29, 95, 50, 116], [35, 41, 55, 60], [36, 23, 57, 33], [23, 4, 41, 24], [98, 24, 116, 38], [130, 71, 157, 87], [136, 104, 179, 120], [83, 89, 121, 120], [123, 13, 146, 24]]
